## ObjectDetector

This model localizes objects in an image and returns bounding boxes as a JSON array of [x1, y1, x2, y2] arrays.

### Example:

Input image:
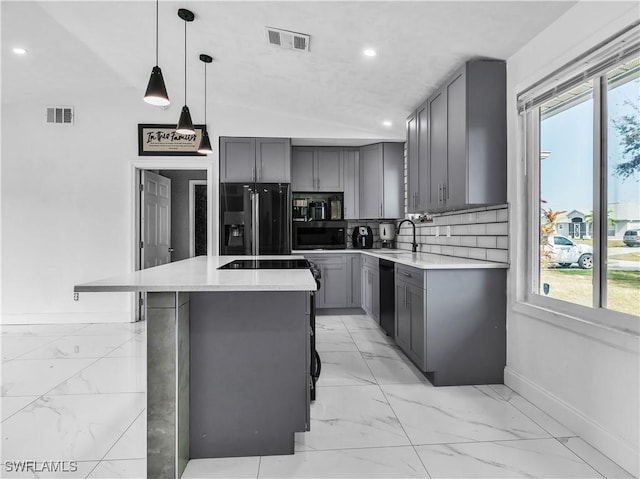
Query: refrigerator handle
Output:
[[253, 192, 260, 255]]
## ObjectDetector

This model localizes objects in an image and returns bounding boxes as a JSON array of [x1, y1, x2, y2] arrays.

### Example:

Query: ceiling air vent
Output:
[[265, 27, 310, 52], [46, 106, 74, 125]]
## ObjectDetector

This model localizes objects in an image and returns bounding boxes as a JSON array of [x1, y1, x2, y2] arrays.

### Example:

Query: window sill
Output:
[[511, 299, 639, 353]]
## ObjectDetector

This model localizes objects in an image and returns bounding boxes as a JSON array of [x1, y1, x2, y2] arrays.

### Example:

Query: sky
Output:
[[540, 76, 639, 216]]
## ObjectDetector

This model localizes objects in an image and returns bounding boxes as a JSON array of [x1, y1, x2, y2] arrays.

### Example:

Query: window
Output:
[[520, 25, 640, 324]]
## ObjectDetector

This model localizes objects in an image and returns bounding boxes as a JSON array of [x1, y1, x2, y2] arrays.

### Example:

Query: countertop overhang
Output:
[[74, 255, 318, 293]]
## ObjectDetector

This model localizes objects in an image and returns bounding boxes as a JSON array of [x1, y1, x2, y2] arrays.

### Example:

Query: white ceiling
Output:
[[2, 1, 579, 142]]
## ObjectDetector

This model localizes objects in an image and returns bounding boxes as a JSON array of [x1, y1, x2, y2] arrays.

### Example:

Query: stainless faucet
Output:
[[397, 219, 418, 253]]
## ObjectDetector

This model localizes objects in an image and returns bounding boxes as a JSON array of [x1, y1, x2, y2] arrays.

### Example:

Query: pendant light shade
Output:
[[144, 66, 169, 106], [176, 8, 195, 135], [197, 130, 213, 154], [197, 53, 213, 155], [143, 0, 169, 106], [176, 106, 195, 135]]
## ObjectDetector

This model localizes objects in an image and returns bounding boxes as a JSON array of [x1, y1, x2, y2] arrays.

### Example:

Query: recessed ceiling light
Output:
[[383, 120, 392, 127], [363, 49, 377, 57], [13, 47, 27, 55]]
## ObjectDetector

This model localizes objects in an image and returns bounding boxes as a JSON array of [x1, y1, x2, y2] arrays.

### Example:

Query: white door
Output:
[[142, 170, 171, 268]]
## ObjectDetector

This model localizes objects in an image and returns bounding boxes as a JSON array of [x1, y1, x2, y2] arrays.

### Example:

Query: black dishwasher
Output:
[[379, 259, 395, 338]]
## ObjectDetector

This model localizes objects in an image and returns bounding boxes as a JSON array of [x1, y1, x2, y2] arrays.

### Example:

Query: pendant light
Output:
[[143, 0, 170, 106], [176, 8, 195, 135], [197, 54, 213, 155]]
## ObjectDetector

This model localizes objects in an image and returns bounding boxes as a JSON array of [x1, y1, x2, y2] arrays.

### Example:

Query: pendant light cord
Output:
[[155, 0, 158, 65], [184, 20, 187, 105], [204, 62, 207, 124]]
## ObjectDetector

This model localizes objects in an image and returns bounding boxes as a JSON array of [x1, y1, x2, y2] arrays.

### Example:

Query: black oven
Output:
[[293, 221, 347, 250]]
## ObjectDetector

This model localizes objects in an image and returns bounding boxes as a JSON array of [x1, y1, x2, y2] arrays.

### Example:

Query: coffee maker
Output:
[[379, 222, 396, 248], [293, 199, 308, 221]]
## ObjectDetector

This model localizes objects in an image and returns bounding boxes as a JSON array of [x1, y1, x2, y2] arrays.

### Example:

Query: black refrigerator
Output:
[[220, 183, 291, 255]]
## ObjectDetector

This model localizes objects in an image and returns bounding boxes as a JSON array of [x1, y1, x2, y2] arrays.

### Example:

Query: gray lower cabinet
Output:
[[343, 148, 359, 219], [220, 137, 291, 183], [359, 143, 404, 219], [305, 254, 348, 308], [346, 254, 361, 308], [361, 255, 379, 322], [395, 264, 506, 386]]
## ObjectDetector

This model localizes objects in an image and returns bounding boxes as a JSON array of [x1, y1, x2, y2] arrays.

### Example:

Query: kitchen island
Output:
[[75, 256, 317, 479]]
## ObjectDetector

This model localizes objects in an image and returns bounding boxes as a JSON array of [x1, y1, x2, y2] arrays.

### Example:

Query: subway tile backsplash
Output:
[[346, 204, 509, 264]]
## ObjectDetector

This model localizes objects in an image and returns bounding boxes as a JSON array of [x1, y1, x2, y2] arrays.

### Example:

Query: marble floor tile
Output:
[[18, 334, 132, 360], [182, 456, 260, 478], [87, 459, 146, 478], [315, 331, 359, 352], [349, 329, 399, 355], [1, 358, 95, 396], [0, 323, 88, 337], [70, 322, 144, 336], [382, 384, 550, 445], [295, 385, 410, 451], [1, 395, 39, 422], [259, 446, 429, 478], [1, 335, 60, 361], [361, 350, 428, 386], [341, 314, 380, 331], [315, 315, 348, 332], [0, 460, 98, 478], [49, 356, 146, 395], [105, 333, 146, 358], [1, 392, 145, 461], [487, 384, 576, 438], [317, 351, 377, 387], [415, 438, 602, 478], [104, 411, 146, 460], [558, 437, 634, 478]]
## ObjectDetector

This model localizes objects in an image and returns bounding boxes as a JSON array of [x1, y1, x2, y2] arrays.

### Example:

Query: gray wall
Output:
[[159, 170, 208, 262]]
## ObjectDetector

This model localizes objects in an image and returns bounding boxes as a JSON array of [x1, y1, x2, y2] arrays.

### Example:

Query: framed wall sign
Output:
[[138, 124, 207, 156]]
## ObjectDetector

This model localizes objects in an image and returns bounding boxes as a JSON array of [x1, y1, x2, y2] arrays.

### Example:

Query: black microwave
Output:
[[293, 221, 347, 250]]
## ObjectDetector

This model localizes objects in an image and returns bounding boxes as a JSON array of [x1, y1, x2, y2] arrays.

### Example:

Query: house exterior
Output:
[[555, 203, 640, 239]]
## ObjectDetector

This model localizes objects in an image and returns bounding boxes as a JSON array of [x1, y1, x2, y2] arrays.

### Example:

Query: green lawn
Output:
[[540, 268, 640, 316]]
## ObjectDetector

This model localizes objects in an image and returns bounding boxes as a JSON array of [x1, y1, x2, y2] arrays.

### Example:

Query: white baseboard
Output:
[[1, 311, 134, 325], [505, 367, 639, 477]]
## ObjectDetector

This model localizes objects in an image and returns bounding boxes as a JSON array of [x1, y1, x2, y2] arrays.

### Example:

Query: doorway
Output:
[[130, 159, 215, 321]]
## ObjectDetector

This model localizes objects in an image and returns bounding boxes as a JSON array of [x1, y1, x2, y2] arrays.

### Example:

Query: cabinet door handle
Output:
[[252, 166, 256, 182], [443, 182, 447, 201], [402, 271, 412, 278]]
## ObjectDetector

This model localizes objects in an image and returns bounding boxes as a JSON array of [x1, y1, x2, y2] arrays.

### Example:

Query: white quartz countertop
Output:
[[294, 249, 509, 270], [74, 256, 318, 293]]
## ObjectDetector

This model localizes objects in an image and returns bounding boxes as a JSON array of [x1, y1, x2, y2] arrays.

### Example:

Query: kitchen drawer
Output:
[[394, 264, 424, 290], [304, 254, 346, 266], [362, 254, 379, 268]]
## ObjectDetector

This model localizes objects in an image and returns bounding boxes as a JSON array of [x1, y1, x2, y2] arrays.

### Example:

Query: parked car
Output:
[[543, 234, 593, 269], [623, 229, 640, 247]]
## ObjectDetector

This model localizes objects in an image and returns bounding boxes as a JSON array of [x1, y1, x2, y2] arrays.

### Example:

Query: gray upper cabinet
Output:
[[408, 60, 506, 213], [407, 102, 429, 213], [427, 88, 448, 211], [343, 148, 359, 220], [292, 147, 344, 192], [219, 138, 256, 182], [220, 137, 291, 183], [359, 143, 404, 219], [256, 138, 291, 183], [291, 147, 316, 190]]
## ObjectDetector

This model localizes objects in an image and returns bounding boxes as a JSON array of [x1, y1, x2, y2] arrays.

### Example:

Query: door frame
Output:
[[130, 159, 216, 321], [189, 179, 208, 257]]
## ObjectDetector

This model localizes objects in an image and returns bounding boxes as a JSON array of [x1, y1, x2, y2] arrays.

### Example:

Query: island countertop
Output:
[[74, 255, 318, 293]]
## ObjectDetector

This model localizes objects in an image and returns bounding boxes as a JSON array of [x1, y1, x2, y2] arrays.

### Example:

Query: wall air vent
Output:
[[265, 27, 310, 52], [46, 106, 74, 125]]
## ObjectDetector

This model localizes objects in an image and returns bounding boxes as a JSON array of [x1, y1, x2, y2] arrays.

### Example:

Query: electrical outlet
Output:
[[446, 225, 451, 237], [435, 226, 439, 237], [73, 292, 79, 301]]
